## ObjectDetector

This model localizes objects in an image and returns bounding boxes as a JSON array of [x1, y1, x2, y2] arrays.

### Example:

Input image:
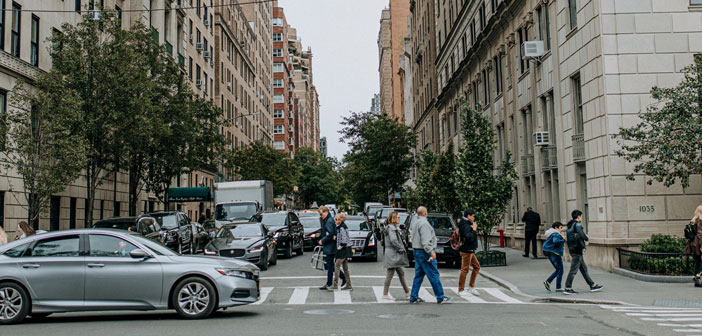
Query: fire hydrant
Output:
[[497, 229, 505, 248]]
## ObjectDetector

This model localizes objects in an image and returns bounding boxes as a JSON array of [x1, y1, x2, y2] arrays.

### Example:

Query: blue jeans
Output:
[[325, 254, 345, 287], [547, 254, 564, 289], [409, 249, 445, 303]]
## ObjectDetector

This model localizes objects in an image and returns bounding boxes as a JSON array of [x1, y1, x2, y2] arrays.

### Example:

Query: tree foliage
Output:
[[453, 101, 517, 252], [339, 112, 416, 204], [406, 144, 461, 217], [224, 143, 300, 196], [405, 150, 437, 211], [615, 54, 702, 188], [294, 148, 343, 208]]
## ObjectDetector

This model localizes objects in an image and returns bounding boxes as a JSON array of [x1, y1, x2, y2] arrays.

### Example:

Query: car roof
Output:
[[223, 222, 262, 228], [148, 211, 180, 215], [346, 216, 367, 221]]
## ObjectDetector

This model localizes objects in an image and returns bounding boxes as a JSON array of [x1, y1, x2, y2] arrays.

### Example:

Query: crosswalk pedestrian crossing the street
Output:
[[251, 286, 527, 305], [602, 305, 702, 335]]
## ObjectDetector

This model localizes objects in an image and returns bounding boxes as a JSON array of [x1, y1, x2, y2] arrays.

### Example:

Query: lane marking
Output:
[[419, 288, 436, 302], [673, 329, 702, 333], [372, 286, 396, 303], [252, 287, 274, 305], [482, 288, 523, 304], [333, 290, 352, 304], [261, 274, 459, 280], [448, 287, 487, 303], [288, 287, 309, 305]]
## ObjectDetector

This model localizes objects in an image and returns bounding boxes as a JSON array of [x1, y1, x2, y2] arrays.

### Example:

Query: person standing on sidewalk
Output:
[[409, 206, 451, 304], [329, 213, 352, 291], [564, 210, 603, 295], [318, 206, 345, 290], [457, 209, 481, 297], [522, 207, 541, 258], [684, 206, 702, 282], [382, 211, 410, 300], [542, 222, 566, 292]]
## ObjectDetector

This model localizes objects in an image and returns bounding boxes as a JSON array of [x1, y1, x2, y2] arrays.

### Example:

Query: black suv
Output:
[[148, 211, 210, 254], [402, 212, 460, 268], [92, 216, 163, 242], [250, 211, 304, 258]]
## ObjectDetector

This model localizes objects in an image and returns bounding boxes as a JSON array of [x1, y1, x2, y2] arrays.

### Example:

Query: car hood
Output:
[[211, 237, 264, 250], [349, 230, 372, 239], [304, 227, 321, 235], [166, 254, 258, 271]]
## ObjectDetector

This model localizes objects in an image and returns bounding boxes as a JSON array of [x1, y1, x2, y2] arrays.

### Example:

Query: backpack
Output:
[[685, 222, 697, 241], [450, 227, 463, 250]]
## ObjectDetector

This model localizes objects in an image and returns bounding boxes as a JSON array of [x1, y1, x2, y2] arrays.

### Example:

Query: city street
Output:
[[3, 249, 680, 336]]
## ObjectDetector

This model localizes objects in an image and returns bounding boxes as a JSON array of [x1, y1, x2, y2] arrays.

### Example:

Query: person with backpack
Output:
[[542, 222, 566, 292], [684, 205, 702, 284], [457, 209, 480, 296], [564, 210, 603, 295]]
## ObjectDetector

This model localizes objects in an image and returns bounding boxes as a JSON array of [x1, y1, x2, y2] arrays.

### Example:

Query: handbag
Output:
[[310, 246, 326, 271]]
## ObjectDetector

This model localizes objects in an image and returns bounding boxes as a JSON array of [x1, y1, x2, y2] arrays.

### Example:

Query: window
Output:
[[273, 32, 282, 41], [273, 62, 284, 73], [482, 70, 489, 104], [693, 0, 702, 4], [274, 125, 284, 134], [543, 2, 551, 50], [274, 109, 284, 118], [188, 57, 193, 80], [273, 140, 285, 150], [479, 4, 486, 30], [0, 0, 5, 49], [518, 29, 525, 74], [30, 15, 38, 66], [492, 0, 497, 13], [494, 56, 502, 95], [568, 0, 577, 30], [69, 197, 76, 229], [196, 0, 201, 17], [470, 20, 476, 45], [273, 48, 282, 57], [75, 0, 81, 12], [273, 78, 283, 88], [30, 235, 80, 257], [273, 94, 284, 103], [272, 18, 283, 26], [573, 75, 584, 134], [3, 243, 28, 257], [11, 2, 19, 57], [89, 235, 138, 257], [115, 5, 122, 19]]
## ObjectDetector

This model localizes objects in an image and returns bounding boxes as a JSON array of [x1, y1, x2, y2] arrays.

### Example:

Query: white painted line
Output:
[[334, 290, 352, 304], [448, 287, 487, 303], [252, 287, 274, 305], [372, 286, 395, 303], [618, 310, 702, 314], [673, 329, 702, 333], [627, 313, 654, 316], [481, 288, 523, 304], [261, 275, 388, 280], [419, 288, 436, 302], [650, 318, 702, 322], [654, 314, 702, 317], [288, 287, 309, 305]]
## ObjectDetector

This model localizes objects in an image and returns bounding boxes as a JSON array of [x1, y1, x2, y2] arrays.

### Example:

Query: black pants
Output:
[[694, 254, 702, 275], [524, 231, 538, 257]]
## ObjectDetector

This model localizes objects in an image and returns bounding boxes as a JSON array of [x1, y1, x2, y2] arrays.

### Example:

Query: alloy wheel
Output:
[[0, 288, 23, 321], [177, 282, 210, 316]]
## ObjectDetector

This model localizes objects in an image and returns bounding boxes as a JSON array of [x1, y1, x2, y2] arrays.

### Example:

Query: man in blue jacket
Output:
[[564, 210, 603, 295], [319, 206, 345, 290]]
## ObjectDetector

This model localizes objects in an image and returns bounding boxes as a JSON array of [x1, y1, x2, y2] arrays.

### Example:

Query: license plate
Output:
[[436, 247, 444, 254]]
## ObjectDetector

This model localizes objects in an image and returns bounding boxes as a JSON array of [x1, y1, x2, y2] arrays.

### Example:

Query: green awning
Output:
[[167, 187, 212, 202]]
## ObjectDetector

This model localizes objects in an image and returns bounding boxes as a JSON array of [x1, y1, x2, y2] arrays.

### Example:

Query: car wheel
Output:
[[258, 251, 269, 271], [173, 277, 217, 319], [284, 243, 293, 258], [269, 249, 278, 266], [0, 282, 30, 325]]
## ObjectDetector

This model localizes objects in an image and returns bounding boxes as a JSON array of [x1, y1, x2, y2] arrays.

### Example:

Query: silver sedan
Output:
[[0, 229, 261, 324]]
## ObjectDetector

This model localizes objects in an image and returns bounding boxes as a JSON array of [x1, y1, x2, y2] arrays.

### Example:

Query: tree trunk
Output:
[[128, 163, 139, 216]]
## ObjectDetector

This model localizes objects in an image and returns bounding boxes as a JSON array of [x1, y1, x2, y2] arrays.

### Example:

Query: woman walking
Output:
[[328, 213, 352, 291], [542, 222, 566, 292], [382, 211, 410, 300], [685, 206, 702, 283]]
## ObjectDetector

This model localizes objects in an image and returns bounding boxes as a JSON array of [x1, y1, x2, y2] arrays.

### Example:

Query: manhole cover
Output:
[[304, 309, 355, 315], [377, 313, 440, 319]]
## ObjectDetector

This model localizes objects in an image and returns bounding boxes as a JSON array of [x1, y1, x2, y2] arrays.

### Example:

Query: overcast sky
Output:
[[276, 0, 388, 160]]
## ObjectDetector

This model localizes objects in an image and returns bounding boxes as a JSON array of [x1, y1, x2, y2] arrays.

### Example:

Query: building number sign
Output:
[[639, 205, 655, 213]]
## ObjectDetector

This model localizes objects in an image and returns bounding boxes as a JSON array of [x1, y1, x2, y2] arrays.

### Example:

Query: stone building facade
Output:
[[378, 1, 411, 123]]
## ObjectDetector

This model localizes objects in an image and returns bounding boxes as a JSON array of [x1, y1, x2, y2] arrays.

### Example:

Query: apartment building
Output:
[[271, 5, 294, 153], [378, 1, 411, 123], [422, 0, 702, 270], [370, 93, 381, 114], [289, 26, 320, 152]]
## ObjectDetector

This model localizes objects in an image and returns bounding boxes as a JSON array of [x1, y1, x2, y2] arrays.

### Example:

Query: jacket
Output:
[[522, 210, 541, 233], [458, 218, 478, 253], [320, 214, 338, 256], [411, 216, 437, 253], [335, 222, 352, 259], [566, 220, 588, 255], [542, 228, 565, 256], [384, 224, 409, 268], [684, 219, 702, 256]]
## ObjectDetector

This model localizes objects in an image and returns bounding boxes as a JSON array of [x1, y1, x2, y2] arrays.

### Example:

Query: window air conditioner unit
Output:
[[189, 34, 193, 42], [203, 50, 211, 59], [533, 131, 550, 146], [196, 79, 203, 87], [227, 81, 232, 88], [196, 43, 203, 51], [227, 21, 232, 26], [522, 41, 545, 60], [204, 19, 211, 27], [240, 40, 246, 47], [90, 10, 101, 21]]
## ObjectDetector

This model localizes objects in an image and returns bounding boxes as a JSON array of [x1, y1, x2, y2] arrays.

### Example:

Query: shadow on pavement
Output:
[[24, 310, 260, 325]]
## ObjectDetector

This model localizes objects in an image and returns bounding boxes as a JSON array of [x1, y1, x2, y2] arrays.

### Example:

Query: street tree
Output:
[[430, 142, 462, 218], [294, 148, 343, 208], [339, 112, 416, 204], [405, 150, 437, 211], [453, 101, 517, 252], [224, 142, 300, 196], [615, 54, 702, 188]]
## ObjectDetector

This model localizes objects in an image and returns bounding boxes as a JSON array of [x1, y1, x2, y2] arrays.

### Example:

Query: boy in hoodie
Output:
[[564, 210, 603, 295], [542, 222, 565, 292]]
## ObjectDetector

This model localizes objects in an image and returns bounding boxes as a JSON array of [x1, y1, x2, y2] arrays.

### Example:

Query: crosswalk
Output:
[[602, 305, 702, 335], [251, 286, 528, 305]]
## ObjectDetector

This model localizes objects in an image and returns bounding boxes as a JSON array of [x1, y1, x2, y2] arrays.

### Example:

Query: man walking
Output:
[[409, 206, 451, 304], [522, 207, 541, 258], [319, 206, 345, 290], [563, 210, 603, 295], [458, 209, 480, 296]]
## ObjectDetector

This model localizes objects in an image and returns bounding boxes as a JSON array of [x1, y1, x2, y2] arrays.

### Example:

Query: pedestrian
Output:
[[329, 213, 352, 291], [457, 209, 480, 296], [408, 206, 451, 304], [16, 221, 36, 240], [318, 206, 345, 290], [198, 212, 206, 225], [563, 210, 603, 295], [684, 205, 702, 283], [0, 226, 7, 246], [522, 207, 541, 258], [382, 211, 410, 300], [542, 222, 566, 292]]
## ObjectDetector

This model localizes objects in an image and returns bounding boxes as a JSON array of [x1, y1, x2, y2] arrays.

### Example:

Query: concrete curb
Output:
[[613, 267, 693, 283], [479, 270, 633, 306]]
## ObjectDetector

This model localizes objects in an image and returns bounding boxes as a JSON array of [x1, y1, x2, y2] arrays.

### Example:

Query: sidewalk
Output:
[[479, 246, 702, 306]]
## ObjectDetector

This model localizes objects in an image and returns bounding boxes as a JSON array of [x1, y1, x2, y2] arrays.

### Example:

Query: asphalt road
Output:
[[6, 248, 680, 336]]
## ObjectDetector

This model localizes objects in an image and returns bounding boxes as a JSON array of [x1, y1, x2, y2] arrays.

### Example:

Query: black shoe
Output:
[[563, 288, 577, 295], [590, 284, 603, 292], [341, 278, 347, 287], [319, 285, 329, 290], [438, 297, 452, 304], [409, 298, 425, 304], [522, 254, 529, 258]]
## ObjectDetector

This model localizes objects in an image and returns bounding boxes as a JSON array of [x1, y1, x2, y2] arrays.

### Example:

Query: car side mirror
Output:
[[399, 224, 406, 230], [129, 249, 151, 260]]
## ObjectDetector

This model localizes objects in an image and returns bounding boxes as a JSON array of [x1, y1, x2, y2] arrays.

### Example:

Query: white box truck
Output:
[[214, 180, 274, 228]]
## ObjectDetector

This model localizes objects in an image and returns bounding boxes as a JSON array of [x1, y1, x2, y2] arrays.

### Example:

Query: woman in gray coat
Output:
[[382, 211, 410, 300]]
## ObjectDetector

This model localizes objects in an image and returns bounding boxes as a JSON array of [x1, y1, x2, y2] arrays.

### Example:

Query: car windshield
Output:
[[93, 221, 134, 231], [218, 224, 262, 238], [250, 213, 287, 228], [345, 220, 372, 231], [216, 203, 258, 221], [368, 206, 383, 216], [129, 234, 176, 256], [379, 208, 398, 218], [428, 216, 455, 230], [151, 214, 178, 229], [300, 217, 321, 228]]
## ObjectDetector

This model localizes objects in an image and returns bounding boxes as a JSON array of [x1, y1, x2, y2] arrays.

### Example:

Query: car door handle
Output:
[[22, 264, 41, 269], [88, 263, 105, 268]]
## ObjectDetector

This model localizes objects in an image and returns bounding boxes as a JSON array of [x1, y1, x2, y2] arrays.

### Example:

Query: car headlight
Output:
[[248, 246, 264, 253], [204, 246, 217, 255], [216, 268, 255, 278], [368, 235, 375, 247], [309, 233, 316, 238]]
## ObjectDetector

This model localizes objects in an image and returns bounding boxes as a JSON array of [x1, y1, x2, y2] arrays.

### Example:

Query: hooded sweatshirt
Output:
[[542, 228, 565, 256]]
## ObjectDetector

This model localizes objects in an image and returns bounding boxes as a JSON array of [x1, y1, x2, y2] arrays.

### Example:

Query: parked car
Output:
[[92, 216, 163, 242], [402, 212, 460, 267], [345, 216, 377, 261], [363, 202, 384, 216], [299, 213, 322, 250], [204, 223, 277, 271], [250, 211, 304, 258], [0, 229, 260, 324], [148, 211, 209, 255]]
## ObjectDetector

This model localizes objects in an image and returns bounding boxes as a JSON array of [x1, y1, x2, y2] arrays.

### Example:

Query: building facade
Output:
[[370, 93, 381, 114], [378, 1, 411, 123]]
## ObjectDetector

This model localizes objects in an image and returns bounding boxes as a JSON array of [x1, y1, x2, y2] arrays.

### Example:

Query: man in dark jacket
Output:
[[457, 209, 480, 296], [563, 210, 603, 295], [522, 207, 541, 258], [319, 206, 344, 290]]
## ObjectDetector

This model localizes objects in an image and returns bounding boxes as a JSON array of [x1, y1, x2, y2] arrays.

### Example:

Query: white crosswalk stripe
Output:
[[333, 290, 353, 304], [288, 287, 309, 305], [602, 305, 702, 334], [448, 287, 488, 303]]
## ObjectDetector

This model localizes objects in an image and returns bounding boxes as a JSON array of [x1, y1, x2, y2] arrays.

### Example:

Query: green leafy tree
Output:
[[406, 150, 437, 211], [224, 143, 300, 196], [615, 54, 702, 188], [339, 112, 417, 204], [294, 148, 343, 208], [453, 101, 517, 252], [430, 142, 462, 218]]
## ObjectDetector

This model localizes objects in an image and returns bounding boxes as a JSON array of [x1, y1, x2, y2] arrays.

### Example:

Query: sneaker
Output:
[[590, 284, 603, 292], [468, 288, 480, 296], [405, 292, 411, 300], [438, 297, 452, 304], [341, 278, 347, 287], [409, 298, 425, 304], [382, 295, 393, 300], [341, 286, 353, 291], [326, 286, 338, 291], [555, 288, 564, 292], [543, 281, 551, 292], [563, 288, 577, 295], [458, 290, 470, 296], [318, 285, 328, 290]]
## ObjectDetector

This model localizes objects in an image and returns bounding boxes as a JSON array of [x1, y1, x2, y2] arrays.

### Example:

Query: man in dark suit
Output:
[[319, 206, 345, 290], [522, 207, 541, 258]]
